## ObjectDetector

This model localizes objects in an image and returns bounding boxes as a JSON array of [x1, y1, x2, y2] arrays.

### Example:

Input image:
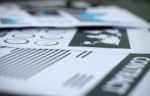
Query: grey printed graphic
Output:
[[87, 53, 150, 96], [26, 8, 60, 16], [69, 29, 130, 49], [0, 48, 71, 80], [76, 51, 93, 58], [63, 73, 93, 88]]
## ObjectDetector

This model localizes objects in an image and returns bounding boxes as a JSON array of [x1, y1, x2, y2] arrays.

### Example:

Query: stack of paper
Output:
[[0, 3, 150, 96]]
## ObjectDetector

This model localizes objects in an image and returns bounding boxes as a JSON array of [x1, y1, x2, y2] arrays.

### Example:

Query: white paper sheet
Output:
[[0, 28, 150, 53], [0, 4, 149, 28], [62, 6, 150, 28], [0, 47, 150, 96]]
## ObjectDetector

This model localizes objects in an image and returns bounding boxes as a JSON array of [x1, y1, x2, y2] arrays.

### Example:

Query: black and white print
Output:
[[87, 53, 150, 96], [69, 28, 130, 49]]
